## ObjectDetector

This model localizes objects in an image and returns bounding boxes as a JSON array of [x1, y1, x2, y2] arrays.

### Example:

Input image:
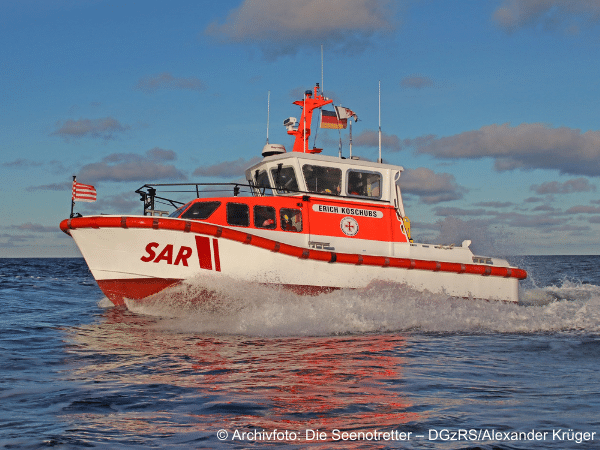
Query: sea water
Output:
[[1, 256, 600, 449]]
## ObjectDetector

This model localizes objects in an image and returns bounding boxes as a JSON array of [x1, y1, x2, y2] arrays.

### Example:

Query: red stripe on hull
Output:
[[213, 238, 221, 272], [195, 235, 213, 270], [97, 278, 181, 306], [60, 216, 527, 281]]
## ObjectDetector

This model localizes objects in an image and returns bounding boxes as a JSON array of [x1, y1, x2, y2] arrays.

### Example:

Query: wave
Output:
[[117, 274, 600, 336]]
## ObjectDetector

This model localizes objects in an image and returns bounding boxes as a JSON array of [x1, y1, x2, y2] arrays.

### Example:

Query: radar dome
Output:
[[262, 143, 286, 157]]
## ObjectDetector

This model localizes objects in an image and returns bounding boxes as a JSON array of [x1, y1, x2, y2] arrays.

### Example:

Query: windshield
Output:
[[254, 170, 273, 196], [168, 201, 192, 218], [271, 166, 299, 194], [302, 164, 342, 195], [347, 170, 382, 198]]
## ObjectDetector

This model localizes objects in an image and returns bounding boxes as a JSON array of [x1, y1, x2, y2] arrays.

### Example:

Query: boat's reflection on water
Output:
[[64, 305, 422, 446]]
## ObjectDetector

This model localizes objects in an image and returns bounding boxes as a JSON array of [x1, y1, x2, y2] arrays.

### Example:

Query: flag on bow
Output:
[[72, 180, 96, 202]]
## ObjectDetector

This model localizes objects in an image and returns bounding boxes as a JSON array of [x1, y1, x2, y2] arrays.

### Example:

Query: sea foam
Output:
[[122, 274, 600, 336]]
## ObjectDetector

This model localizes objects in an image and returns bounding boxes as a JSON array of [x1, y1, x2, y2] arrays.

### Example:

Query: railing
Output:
[[135, 182, 255, 216], [135, 182, 394, 216]]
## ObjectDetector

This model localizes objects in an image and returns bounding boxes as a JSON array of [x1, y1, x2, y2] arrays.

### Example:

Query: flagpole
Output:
[[70, 176, 76, 218], [349, 119, 353, 159]]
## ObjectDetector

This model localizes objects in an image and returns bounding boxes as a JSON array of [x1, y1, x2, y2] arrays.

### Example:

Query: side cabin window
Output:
[[347, 170, 382, 199], [180, 201, 221, 220], [227, 202, 250, 227], [302, 165, 342, 195], [270, 165, 299, 194], [254, 170, 273, 196], [473, 256, 493, 265], [280, 208, 302, 232], [254, 205, 276, 229]]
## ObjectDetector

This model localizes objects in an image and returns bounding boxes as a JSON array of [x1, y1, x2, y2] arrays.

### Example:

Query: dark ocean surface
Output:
[[1, 256, 600, 449]]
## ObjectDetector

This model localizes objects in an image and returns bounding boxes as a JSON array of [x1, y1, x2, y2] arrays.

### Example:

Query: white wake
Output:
[[112, 274, 600, 336]]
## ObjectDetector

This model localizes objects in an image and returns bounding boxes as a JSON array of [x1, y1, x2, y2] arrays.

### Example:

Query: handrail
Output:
[[135, 182, 393, 216]]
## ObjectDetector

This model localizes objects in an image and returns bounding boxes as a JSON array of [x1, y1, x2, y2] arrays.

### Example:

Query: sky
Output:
[[2, 0, 600, 257]]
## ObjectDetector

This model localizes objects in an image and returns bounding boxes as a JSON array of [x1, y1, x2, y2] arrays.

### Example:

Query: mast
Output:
[[287, 83, 332, 153], [303, 93, 307, 152], [321, 44, 324, 94]]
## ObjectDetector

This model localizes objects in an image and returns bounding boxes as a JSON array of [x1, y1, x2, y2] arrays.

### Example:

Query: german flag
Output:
[[320, 110, 347, 129]]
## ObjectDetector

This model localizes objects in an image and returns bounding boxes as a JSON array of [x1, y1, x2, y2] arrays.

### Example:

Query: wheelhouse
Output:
[[244, 152, 405, 205]]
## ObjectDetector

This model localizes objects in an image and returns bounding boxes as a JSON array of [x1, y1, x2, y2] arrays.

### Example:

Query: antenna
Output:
[[266, 90, 270, 144], [321, 44, 324, 93], [303, 91, 307, 152], [349, 118, 353, 159], [378, 80, 382, 163]]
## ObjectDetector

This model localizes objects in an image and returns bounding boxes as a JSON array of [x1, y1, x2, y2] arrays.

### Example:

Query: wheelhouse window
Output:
[[169, 201, 192, 218], [280, 208, 302, 232], [270, 165, 299, 194], [254, 170, 273, 196], [302, 164, 342, 195], [254, 205, 276, 229], [180, 201, 221, 220], [226, 202, 250, 227], [347, 170, 382, 199]]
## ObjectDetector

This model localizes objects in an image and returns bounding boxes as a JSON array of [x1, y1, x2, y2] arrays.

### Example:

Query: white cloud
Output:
[[429, 217, 501, 255], [80, 192, 141, 215], [51, 116, 130, 140], [531, 204, 559, 212], [500, 211, 564, 227], [524, 196, 544, 203], [565, 205, 600, 214], [434, 207, 491, 217], [78, 149, 185, 183], [8, 223, 57, 233], [353, 129, 402, 151], [493, 0, 600, 32], [400, 75, 434, 89], [473, 201, 514, 208], [400, 167, 467, 204], [1, 158, 43, 168], [531, 177, 596, 194], [408, 123, 600, 177], [27, 182, 71, 192], [205, 0, 399, 58], [193, 157, 261, 178]]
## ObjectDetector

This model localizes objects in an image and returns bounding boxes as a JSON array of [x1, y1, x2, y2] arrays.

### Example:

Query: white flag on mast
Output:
[[334, 106, 358, 121]]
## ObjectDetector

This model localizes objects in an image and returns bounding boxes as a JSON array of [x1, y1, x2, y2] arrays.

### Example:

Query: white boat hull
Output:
[[62, 216, 523, 306]]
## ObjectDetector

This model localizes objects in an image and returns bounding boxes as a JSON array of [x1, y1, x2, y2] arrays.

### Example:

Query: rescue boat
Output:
[[60, 83, 527, 306]]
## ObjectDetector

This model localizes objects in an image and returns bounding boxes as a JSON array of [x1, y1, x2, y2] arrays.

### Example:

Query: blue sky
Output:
[[2, 0, 600, 257]]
